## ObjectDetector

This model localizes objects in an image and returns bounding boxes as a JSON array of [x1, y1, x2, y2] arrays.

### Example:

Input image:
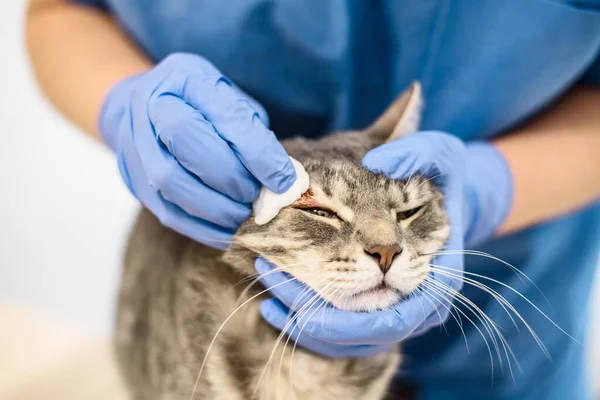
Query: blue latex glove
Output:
[[257, 131, 513, 357], [98, 53, 296, 249]]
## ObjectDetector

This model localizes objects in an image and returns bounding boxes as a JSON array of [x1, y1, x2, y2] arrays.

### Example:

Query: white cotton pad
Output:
[[253, 157, 310, 225]]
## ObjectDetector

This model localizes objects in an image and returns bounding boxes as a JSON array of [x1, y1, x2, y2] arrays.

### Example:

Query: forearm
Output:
[[25, 0, 153, 138], [494, 86, 600, 235]]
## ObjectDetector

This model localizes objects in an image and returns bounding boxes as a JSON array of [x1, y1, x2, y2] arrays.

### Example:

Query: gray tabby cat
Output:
[[114, 82, 450, 400]]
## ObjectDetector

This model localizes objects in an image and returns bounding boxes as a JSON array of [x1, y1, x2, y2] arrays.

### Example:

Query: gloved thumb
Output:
[[97, 74, 142, 152]]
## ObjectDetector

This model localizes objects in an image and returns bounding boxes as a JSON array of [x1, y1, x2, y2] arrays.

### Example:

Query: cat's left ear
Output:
[[365, 81, 423, 144]]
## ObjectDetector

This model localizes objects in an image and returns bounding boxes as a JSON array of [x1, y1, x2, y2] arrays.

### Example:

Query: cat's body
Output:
[[116, 209, 399, 400], [114, 83, 449, 399]]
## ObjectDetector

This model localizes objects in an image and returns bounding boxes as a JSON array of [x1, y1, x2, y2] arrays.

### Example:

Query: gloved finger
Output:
[[156, 163, 251, 230], [362, 131, 465, 180], [364, 148, 437, 181], [98, 74, 140, 152], [439, 170, 465, 240], [430, 270, 463, 294], [306, 292, 445, 345], [261, 296, 429, 346], [363, 132, 467, 247], [410, 308, 450, 339], [175, 72, 296, 194], [139, 137, 250, 229], [255, 258, 321, 310], [289, 333, 393, 359], [154, 195, 237, 250], [130, 103, 250, 229], [410, 279, 460, 338], [174, 54, 269, 126], [149, 94, 260, 204], [417, 295, 452, 330], [229, 82, 270, 127], [363, 137, 440, 181], [118, 138, 236, 249], [259, 299, 392, 358], [427, 222, 465, 289]]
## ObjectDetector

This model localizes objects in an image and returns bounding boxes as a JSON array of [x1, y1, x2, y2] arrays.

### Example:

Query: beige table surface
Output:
[[0, 303, 129, 400]]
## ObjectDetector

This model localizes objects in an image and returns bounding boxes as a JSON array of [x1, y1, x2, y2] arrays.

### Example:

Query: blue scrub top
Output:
[[77, 1, 600, 398]]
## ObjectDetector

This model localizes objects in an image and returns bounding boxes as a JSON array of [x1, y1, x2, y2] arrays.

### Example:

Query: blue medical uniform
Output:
[[76, 0, 600, 398]]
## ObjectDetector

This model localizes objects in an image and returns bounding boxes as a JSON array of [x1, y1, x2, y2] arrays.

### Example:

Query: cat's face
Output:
[[231, 156, 449, 312], [226, 83, 450, 312]]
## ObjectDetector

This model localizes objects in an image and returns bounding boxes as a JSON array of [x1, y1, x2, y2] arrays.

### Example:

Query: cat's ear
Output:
[[365, 81, 423, 144]]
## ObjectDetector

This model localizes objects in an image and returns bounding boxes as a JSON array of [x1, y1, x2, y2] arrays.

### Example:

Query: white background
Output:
[[1, 0, 599, 394], [0, 0, 137, 334]]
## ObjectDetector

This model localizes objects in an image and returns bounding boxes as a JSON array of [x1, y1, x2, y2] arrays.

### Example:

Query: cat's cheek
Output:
[[385, 258, 430, 297], [419, 229, 450, 256], [283, 249, 334, 285], [351, 254, 385, 285]]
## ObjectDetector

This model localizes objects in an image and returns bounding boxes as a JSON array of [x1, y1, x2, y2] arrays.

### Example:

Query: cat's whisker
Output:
[[418, 287, 466, 347], [419, 287, 469, 353], [234, 259, 331, 288], [278, 299, 319, 398], [424, 249, 552, 310], [424, 277, 520, 381], [190, 275, 313, 400], [424, 277, 511, 358], [287, 277, 346, 390], [417, 286, 449, 335], [423, 278, 510, 371], [285, 277, 345, 386], [420, 279, 500, 379], [428, 265, 549, 358], [283, 296, 328, 397], [258, 292, 323, 399], [235, 259, 331, 303], [430, 263, 579, 346], [429, 265, 521, 334], [425, 272, 525, 376], [254, 275, 337, 399], [234, 266, 286, 289], [286, 267, 344, 313], [275, 293, 322, 400], [245, 267, 348, 397], [288, 296, 331, 394], [413, 290, 431, 327], [420, 283, 498, 378]]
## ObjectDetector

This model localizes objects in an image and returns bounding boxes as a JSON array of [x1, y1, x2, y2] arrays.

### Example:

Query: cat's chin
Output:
[[332, 287, 403, 313]]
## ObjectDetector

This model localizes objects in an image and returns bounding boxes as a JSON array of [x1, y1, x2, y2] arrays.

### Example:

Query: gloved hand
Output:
[[98, 53, 296, 249], [256, 131, 513, 357]]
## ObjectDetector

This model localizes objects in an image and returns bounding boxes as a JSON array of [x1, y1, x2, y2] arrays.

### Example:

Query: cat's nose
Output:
[[364, 245, 402, 274]]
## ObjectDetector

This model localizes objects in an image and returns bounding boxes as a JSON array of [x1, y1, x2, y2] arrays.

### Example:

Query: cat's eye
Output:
[[396, 206, 423, 221], [305, 208, 338, 219]]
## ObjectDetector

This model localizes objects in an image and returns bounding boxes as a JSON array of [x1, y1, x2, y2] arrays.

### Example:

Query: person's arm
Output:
[[25, 0, 600, 237], [494, 87, 600, 234], [25, 0, 298, 250], [25, 0, 153, 137]]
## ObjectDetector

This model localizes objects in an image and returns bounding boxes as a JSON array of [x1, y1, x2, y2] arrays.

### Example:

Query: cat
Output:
[[114, 82, 450, 400]]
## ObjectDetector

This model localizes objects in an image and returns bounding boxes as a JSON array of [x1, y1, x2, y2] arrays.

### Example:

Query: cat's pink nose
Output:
[[365, 245, 402, 274]]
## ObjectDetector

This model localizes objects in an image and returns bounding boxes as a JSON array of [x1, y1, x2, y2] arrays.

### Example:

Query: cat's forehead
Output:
[[300, 159, 434, 211]]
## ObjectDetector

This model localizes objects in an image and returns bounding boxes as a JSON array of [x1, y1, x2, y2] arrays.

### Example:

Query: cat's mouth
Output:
[[370, 282, 391, 293], [355, 281, 397, 296], [336, 279, 404, 312]]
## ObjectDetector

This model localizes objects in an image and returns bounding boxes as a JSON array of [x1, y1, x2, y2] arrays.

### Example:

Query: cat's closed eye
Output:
[[304, 208, 339, 219], [396, 205, 423, 221]]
